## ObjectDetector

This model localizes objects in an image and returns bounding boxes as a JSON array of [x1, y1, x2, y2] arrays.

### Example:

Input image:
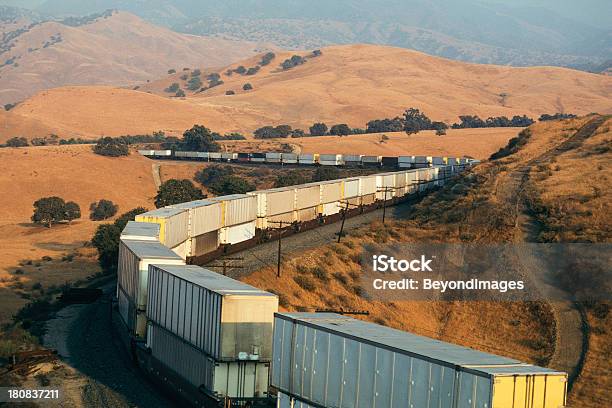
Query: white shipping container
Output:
[[321, 202, 341, 216], [153, 150, 172, 156], [298, 154, 316, 165], [212, 194, 257, 226], [138, 150, 155, 156], [266, 152, 282, 163], [209, 152, 222, 160], [135, 207, 189, 248], [148, 323, 270, 398], [249, 188, 296, 217], [297, 207, 318, 222], [120, 221, 160, 241], [362, 155, 381, 164], [281, 153, 298, 164], [221, 152, 237, 161], [343, 178, 360, 198], [320, 181, 342, 203], [359, 175, 377, 195], [295, 184, 321, 209], [220, 221, 256, 245], [170, 199, 222, 237], [147, 264, 278, 361], [319, 154, 343, 166], [189, 230, 219, 257], [376, 173, 397, 199]]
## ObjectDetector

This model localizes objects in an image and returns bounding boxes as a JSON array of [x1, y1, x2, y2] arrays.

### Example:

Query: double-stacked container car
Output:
[[145, 264, 277, 404], [272, 313, 567, 408]]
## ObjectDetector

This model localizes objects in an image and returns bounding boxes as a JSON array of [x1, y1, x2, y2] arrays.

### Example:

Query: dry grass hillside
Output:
[[242, 115, 610, 407], [5, 44, 611, 140], [0, 145, 158, 323], [0, 10, 272, 105]]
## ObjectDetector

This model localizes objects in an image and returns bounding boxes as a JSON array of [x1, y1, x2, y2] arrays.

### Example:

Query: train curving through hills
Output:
[[114, 158, 568, 408]]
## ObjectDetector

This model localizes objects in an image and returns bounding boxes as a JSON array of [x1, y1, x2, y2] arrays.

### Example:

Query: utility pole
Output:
[[205, 257, 244, 276], [337, 201, 350, 243], [277, 220, 283, 277]]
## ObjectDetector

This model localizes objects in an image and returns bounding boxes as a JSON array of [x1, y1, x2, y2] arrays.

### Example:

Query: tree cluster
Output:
[[260, 52, 276, 66], [32, 197, 81, 228], [93, 137, 129, 157], [155, 179, 203, 208], [281, 55, 306, 70], [274, 170, 308, 187], [539, 113, 577, 121], [452, 115, 534, 128], [178, 125, 222, 151], [254, 125, 294, 139], [89, 199, 118, 221]]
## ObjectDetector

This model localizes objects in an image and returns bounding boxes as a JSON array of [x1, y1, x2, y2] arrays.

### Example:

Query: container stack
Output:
[[211, 194, 257, 245], [295, 183, 321, 223], [248, 187, 297, 229], [272, 313, 567, 408], [169, 200, 222, 258], [135, 207, 190, 256], [146, 264, 278, 400]]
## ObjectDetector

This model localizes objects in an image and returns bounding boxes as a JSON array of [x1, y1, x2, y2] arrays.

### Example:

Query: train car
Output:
[[281, 153, 298, 164], [117, 239, 185, 337], [298, 154, 318, 165], [135, 208, 190, 252], [342, 155, 362, 167], [319, 180, 343, 216], [237, 152, 251, 162], [146, 264, 277, 403], [295, 183, 321, 223], [265, 152, 282, 163], [209, 152, 222, 161], [375, 172, 397, 200], [398, 156, 414, 169], [251, 152, 266, 163], [342, 177, 361, 209], [153, 150, 172, 159], [120, 221, 160, 242], [319, 154, 343, 166], [361, 155, 381, 166], [137, 150, 155, 157], [248, 187, 297, 229], [221, 152, 237, 162], [358, 174, 378, 206], [169, 200, 222, 258], [381, 156, 399, 168], [432, 156, 445, 166], [272, 313, 567, 408], [210, 194, 257, 245]]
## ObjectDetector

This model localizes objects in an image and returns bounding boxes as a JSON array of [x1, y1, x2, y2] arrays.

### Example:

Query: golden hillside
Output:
[[4, 44, 610, 140], [0, 10, 272, 105]]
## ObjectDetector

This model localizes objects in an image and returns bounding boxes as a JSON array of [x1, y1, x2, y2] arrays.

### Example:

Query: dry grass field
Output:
[[4, 44, 610, 140], [0, 145, 158, 324]]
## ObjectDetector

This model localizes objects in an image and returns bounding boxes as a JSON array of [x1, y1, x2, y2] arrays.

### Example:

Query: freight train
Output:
[[137, 150, 469, 169], [115, 161, 568, 408]]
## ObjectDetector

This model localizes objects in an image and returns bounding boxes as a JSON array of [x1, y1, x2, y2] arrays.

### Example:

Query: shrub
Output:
[[175, 89, 185, 97], [5, 137, 28, 147], [274, 170, 308, 187], [332, 272, 348, 284], [267, 288, 289, 308], [294, 275, 316, 291], [155, 179, 203, 208], [311, 266, 330, 282], [208, 175, 255, 195], [194, 165, 234, 185], [226, 90, 235, 95], [436, 128, 447, 136], [312, 49, 322, 57], [246, 66, 260, 75], [309, 122, 328, 136], [312, 167, 340, 182], [187, 76, 203, 91], [180, 74, 188, 81], [167, 69, 176, 74], [89, 199, 118, 221], [180, 125, 221, 152], [260, 52, 276, 66], [93, 137, 129, 157], [243, 83, 253, 91], [165, 82, 180, 93], [329, 124, 351, 136], [191, 69, 201, 77], [234, 65, 247, 75], [366, 118, 404, 133]]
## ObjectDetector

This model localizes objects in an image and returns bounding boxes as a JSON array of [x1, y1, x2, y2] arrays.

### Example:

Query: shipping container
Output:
[[170, 199, 222, 237], [343, 178, 360, 198], [117, 285, 134, 331], [398, 155, 415, 163], [358, 175, 377, 196], [376, 172, 397, 200], [362, 155, 381, 166], [320, 180, 342, 203], [272, 313, 567, 408], [266, 152, 282, 163], [189, 230, 219, 258], [220, 221, 256, 245], [446, 157, 458, 165], [221, 152, 237, 161], [147, 264, 278, 361], [251, 153, 266, 163], [414, 155, 429, 168], [382, 156, 399, 167], [248, 186, 297, 228], [432, 156, 445, 166], [295, 184, 321, 210], [321, 202, 341, 216], [342, 155, 362, 165], [148, 323, 270, 399], [117, 239, 185, 336], [170, 239, 189, 259], [211, 194, 257, 226], [297, 207, 319, 223], [277, 392, 317, 408], [319, 154, 343, 166], [135, 207, 189, 248], [153, 150, 172, 157], [120, 221, 160, 241], [298, 154, 317, 165], [209, 152, 222, 161], [237, 152, 251, 162], [174, 151, 197, 158], [282, 153, 298, 164], [138, 150, 155, 156]]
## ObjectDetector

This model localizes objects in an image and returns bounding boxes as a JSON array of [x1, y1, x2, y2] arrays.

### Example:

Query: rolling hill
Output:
[[4, 44, 611, 140], [0, 9, 273, 105]]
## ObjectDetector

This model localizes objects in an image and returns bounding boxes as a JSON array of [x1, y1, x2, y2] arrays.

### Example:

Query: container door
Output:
[[340, 338, 360, 408], [326, 332, 345, 407], [391, 353, 410, 408], [410, 358, 430, 407], [312, 330, 330, 406], [357, 343, 376, 408], [374, 348, 394, 408]]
